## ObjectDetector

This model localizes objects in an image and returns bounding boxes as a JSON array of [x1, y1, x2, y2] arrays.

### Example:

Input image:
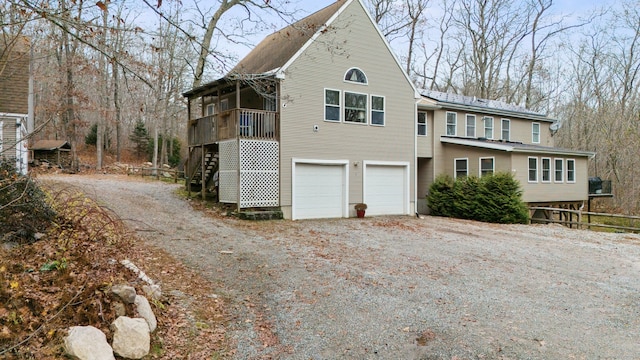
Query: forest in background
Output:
[[1, 0, 639, 212]]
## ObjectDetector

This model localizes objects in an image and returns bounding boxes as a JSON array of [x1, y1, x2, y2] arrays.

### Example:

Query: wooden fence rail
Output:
[[127, 167, 184, 183], [529, 206, 640, 232]]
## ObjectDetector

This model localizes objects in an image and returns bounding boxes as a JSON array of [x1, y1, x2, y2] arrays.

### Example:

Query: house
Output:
[[415, 90, 594, 214], [0, 35, 31, 175], [30, 140, 72, 168], [184, 0, 595, 220], [184, 0, 418, 219]]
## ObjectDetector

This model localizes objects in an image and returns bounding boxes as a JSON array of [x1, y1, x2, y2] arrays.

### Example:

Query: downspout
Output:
[[414, 100, 418, 216]]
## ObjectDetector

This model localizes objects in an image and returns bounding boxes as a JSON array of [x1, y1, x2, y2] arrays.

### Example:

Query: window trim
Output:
[[343, 90, 368, 125], [501, 118, 510, 141], [483, 116, 494, 139], [479, 157, 495, 177], [417, 111, 427, 136], [324, 88, 341, 122], [541, 157, 551, 183], [454, 157, 468, 179], [205, 103, 215, 116], [465, 114, 476, 138], [343, 67, 368, 85], [532, 122, 541, 144], [370, 94, 385, 126], [554, 158, 564, 183], [446, 112, 457, 136], [566, 158, 576, 183], [528, 156, 538, 183]]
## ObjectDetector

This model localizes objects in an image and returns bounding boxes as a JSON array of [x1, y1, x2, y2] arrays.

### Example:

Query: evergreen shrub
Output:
[[427, 172, 529, 224]]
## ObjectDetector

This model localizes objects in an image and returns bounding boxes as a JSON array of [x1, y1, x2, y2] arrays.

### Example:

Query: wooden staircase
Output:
[[186, 146, 218, 193]]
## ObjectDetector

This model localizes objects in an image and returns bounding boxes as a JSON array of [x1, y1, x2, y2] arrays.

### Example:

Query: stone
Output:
[[64, 325, 115, 360], [113, 301, 127, 317], [111, 316, 150, 359], [142, 284, 162, 301], [112, 284, 137, 304], [134, 295, 157, 332]]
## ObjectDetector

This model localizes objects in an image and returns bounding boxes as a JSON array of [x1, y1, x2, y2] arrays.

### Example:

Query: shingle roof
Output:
[[421, 89, 547, 119], [229, 0, 347, 75]]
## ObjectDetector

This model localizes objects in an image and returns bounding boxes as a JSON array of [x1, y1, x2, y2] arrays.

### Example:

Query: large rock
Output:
[[64, 326, 115, 360], [112, 284, 137, 304], [134, 295, 157, 332], [142, 284, 162, 301], [111, 316, 150, 359]]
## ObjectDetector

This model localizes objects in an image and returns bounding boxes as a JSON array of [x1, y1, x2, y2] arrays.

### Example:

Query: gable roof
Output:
[[185, 0, 419, 99], [230, 0, 347, 76], [420, 89, 552, 122], [440, 136, 595, 158]]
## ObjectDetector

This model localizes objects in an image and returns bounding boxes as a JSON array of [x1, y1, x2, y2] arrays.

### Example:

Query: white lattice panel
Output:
[[219, 140, 238, 203], [239, 140, 279, 208], [240, 140, 279, 171], [219, 140, 238, 171]]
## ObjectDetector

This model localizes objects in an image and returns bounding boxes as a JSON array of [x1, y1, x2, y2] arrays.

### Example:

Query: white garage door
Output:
[[365, 165, 407, 216], [293, 163, 346, 219]]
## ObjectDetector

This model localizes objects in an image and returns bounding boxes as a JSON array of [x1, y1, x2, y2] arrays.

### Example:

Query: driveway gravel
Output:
[[46, 174, 640, 359]]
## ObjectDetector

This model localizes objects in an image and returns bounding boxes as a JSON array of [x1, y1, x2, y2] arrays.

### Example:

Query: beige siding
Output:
[[508, 117, 554, 147], [439, 145, 512, 177], [279, 0, 416, 217], [514, 153, 589, 202]]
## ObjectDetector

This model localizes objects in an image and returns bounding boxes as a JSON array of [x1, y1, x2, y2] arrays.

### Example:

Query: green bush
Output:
[[427, 172, 528, 224]]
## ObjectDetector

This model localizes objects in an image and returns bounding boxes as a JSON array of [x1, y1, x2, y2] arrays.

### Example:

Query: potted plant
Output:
[[354, 203, 367, 218]]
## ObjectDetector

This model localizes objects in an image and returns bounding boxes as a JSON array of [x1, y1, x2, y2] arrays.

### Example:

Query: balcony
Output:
[[188, 108, 279, 147]]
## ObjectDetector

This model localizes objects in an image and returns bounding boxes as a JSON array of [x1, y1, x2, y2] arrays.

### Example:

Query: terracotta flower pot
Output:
[[356, 209, 365, 218]]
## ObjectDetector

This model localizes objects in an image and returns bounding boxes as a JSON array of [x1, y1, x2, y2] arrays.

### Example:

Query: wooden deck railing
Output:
[[188, 109, 279, 146], [529, 206, 640, 232]]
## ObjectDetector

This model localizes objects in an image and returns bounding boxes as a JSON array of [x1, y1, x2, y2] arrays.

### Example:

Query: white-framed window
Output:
[[528, 157, 538, 182], [532, 122, 540, 143], [541, 157, 551, 182], [479, 157, 494, 177], [344, 68, 368, 84], [446, 112, 457, 136], [344, 91, 367, 123], [483, 116, 494, 139], [501, 119, 510, 141], [454, 158, 468, 179], [554, 158, 564, 182], [324, 89, 341, 122], [205, 103, 215, 116], [417, 111, 427, 136], [466, 114, 476, 137], [371, 95, 385, 126], [566, 159, 576, 183]]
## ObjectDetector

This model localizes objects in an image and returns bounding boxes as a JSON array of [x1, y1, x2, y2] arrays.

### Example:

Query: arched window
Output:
[[344, 68, 367, 84]]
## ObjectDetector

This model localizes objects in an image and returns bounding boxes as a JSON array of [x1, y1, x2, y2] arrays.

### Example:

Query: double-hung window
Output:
[[541, 158, 551, 182], [501, 119, 510, 141], [455, 158, 468, 179], [446, 112, 457, 136], [566, 159, 576, 182], [483, 116, 493, 139], [554, 158, 564, 182], [371, 95, 384, 126], [528, 157, 538, 182], [466, 114, 476, 137], [324, 89, 340, 122], [344, 92, 367, 123], [480, 157, 494, 177], [532, 122, 540, 143], [417, 112, 427, 136]]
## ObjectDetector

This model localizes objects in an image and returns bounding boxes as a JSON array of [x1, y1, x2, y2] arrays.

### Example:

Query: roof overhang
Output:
[[440, 136, 596, 158], [431, 102, 553, 122]]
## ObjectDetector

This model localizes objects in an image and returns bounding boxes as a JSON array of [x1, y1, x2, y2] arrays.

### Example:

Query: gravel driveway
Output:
[[46, 174, 640, 359]]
